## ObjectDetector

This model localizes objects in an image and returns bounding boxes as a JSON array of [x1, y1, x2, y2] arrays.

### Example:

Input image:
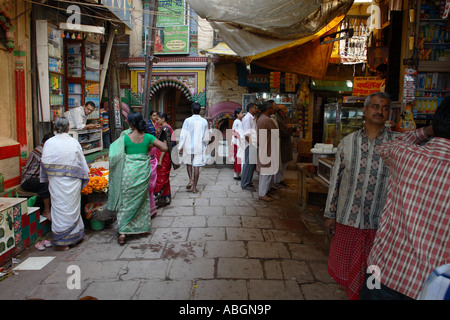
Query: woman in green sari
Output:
[[107, 112, 168, 245]]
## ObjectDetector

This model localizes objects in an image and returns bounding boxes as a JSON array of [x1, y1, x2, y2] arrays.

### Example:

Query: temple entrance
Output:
[[150, 86, 192, 130]]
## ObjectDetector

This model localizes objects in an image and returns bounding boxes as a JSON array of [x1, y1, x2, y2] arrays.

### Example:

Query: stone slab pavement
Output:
[[0, 164, 347, 301]]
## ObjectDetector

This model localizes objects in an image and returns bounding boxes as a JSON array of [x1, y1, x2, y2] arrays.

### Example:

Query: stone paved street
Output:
[[0, 165, 347, 300]]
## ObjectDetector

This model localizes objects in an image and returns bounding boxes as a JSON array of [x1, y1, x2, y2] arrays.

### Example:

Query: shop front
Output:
[[31, 0, 133, 156], [0, 0, 132, 265], [234, 63, 314, 162], [296, 0, 450, 211]]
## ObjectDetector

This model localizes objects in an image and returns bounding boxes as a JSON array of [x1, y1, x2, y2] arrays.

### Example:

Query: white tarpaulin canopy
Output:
[[187, 0, 354, 59]]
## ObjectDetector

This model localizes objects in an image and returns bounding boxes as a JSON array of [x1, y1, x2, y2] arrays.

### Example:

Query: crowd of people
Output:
[[20, 93, 449, 299], [237, 100, 296, 201]]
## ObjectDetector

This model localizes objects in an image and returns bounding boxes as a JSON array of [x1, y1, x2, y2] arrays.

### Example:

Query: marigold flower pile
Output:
[[81, 167, 109, 195]]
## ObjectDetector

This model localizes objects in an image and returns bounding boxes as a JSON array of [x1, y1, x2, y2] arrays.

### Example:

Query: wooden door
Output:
[[164, 87, 181, 128]]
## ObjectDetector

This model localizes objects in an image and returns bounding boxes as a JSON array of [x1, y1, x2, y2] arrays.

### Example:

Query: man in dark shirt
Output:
[[21, 133, 54, 221]]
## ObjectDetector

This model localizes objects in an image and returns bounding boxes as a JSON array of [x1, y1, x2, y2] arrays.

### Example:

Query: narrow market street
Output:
[[0, 165, 347, 300]]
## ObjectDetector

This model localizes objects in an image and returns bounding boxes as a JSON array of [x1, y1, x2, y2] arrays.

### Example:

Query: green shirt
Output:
[[124, 133, 156, 154]]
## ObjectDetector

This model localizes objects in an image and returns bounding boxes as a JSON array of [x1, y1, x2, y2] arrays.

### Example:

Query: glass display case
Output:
[[68, 129, 103, 155], [323, 102, 364, 146]]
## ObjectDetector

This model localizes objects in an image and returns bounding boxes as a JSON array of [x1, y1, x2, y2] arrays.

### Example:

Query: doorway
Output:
[[151, 86, 192, 129]]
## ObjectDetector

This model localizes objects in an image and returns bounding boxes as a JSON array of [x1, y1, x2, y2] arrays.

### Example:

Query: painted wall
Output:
[[130, 68, 206, 100]]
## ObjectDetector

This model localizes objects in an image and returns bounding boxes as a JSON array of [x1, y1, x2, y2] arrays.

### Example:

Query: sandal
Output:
[[118, 234, 126, 245], [186, 182, 192, 190], [42, 240, 52, 248], [35, 241, 46, 251], [54, 245, 69, 251], [258, 195, 274, 202]]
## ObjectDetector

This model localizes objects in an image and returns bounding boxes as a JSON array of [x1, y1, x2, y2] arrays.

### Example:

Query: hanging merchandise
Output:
[[0, 11, 15, 52], [403, 69, 417, 104], [397, 105, 417, 132], [285, 73, 297, 92], [270, 72, 281, 93], [444, 0, 450, 18], [296, 79, 311, 138]]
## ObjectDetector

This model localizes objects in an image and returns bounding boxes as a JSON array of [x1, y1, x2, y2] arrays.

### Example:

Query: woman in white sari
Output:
[[40, 116, 90, 251]]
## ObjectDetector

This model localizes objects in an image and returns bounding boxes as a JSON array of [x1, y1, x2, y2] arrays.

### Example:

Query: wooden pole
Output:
[[142, 0, 159, 118], [100, 31, 115, 101], [108, 44, 123, 142]]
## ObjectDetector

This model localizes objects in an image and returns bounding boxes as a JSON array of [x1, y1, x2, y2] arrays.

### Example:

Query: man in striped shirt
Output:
[[21, 133, 54, 221], [361, 97, 450, 300], [324, 92, 400, 299]]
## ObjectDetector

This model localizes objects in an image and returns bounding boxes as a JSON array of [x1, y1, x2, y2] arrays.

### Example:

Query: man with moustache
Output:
[[323, 92, 400, 300]]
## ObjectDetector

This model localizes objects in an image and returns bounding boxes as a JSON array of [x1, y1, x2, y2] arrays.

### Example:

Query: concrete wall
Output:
[[207, 63, 248, 108], [197, 17, 214, 54], [129, 0, 143, 58]]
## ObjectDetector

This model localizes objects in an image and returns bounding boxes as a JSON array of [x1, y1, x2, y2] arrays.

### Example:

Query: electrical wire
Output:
[[27, 0, 198, 25]]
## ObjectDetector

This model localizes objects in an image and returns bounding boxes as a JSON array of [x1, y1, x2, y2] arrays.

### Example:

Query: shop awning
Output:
[[202, 42, 237, 56], [187, 0, 353, 78], [99, 0, 133, 29]]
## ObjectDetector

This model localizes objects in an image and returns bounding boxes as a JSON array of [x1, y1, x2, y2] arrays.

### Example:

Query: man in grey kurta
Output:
[[273, 104, 293, 187], [256, 100, 278, 202]]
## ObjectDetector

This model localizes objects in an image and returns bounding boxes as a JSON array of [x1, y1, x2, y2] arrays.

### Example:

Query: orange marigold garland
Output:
[[81, 168, 109, 195]]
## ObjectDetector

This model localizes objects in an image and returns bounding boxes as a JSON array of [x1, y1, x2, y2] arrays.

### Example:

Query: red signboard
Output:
[[352, 77, 383, 96]]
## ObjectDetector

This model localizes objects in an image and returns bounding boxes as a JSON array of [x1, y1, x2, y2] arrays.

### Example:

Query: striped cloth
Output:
[[368, 127, 450, 299], [100, 108, 109, 133], [21, 145, 43, 184], [328, 223, 377, 300]]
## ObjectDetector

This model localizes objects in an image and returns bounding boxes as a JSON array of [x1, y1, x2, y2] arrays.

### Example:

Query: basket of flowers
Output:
[[82, 164, 115, 229]]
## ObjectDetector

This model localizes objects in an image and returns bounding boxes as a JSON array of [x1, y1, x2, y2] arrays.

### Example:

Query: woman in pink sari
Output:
[[153, 112, 175, 208], [146, 111, 161, 217]]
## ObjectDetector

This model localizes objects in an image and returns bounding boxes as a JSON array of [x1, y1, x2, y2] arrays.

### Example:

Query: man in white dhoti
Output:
[[40, 116, 90, 251], [178, 102, 209, 194]]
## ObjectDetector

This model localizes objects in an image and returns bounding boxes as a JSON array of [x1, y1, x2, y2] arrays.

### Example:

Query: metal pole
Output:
[[142, 0, 159, 118]]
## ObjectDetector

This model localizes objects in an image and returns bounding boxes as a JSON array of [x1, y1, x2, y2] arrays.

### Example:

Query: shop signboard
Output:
[[155, 26, 190, 54], [153, 0, 189, 54], [157, 0, 186, 26], [113, 97, 122, 128], [352, 77, 383, 96]]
